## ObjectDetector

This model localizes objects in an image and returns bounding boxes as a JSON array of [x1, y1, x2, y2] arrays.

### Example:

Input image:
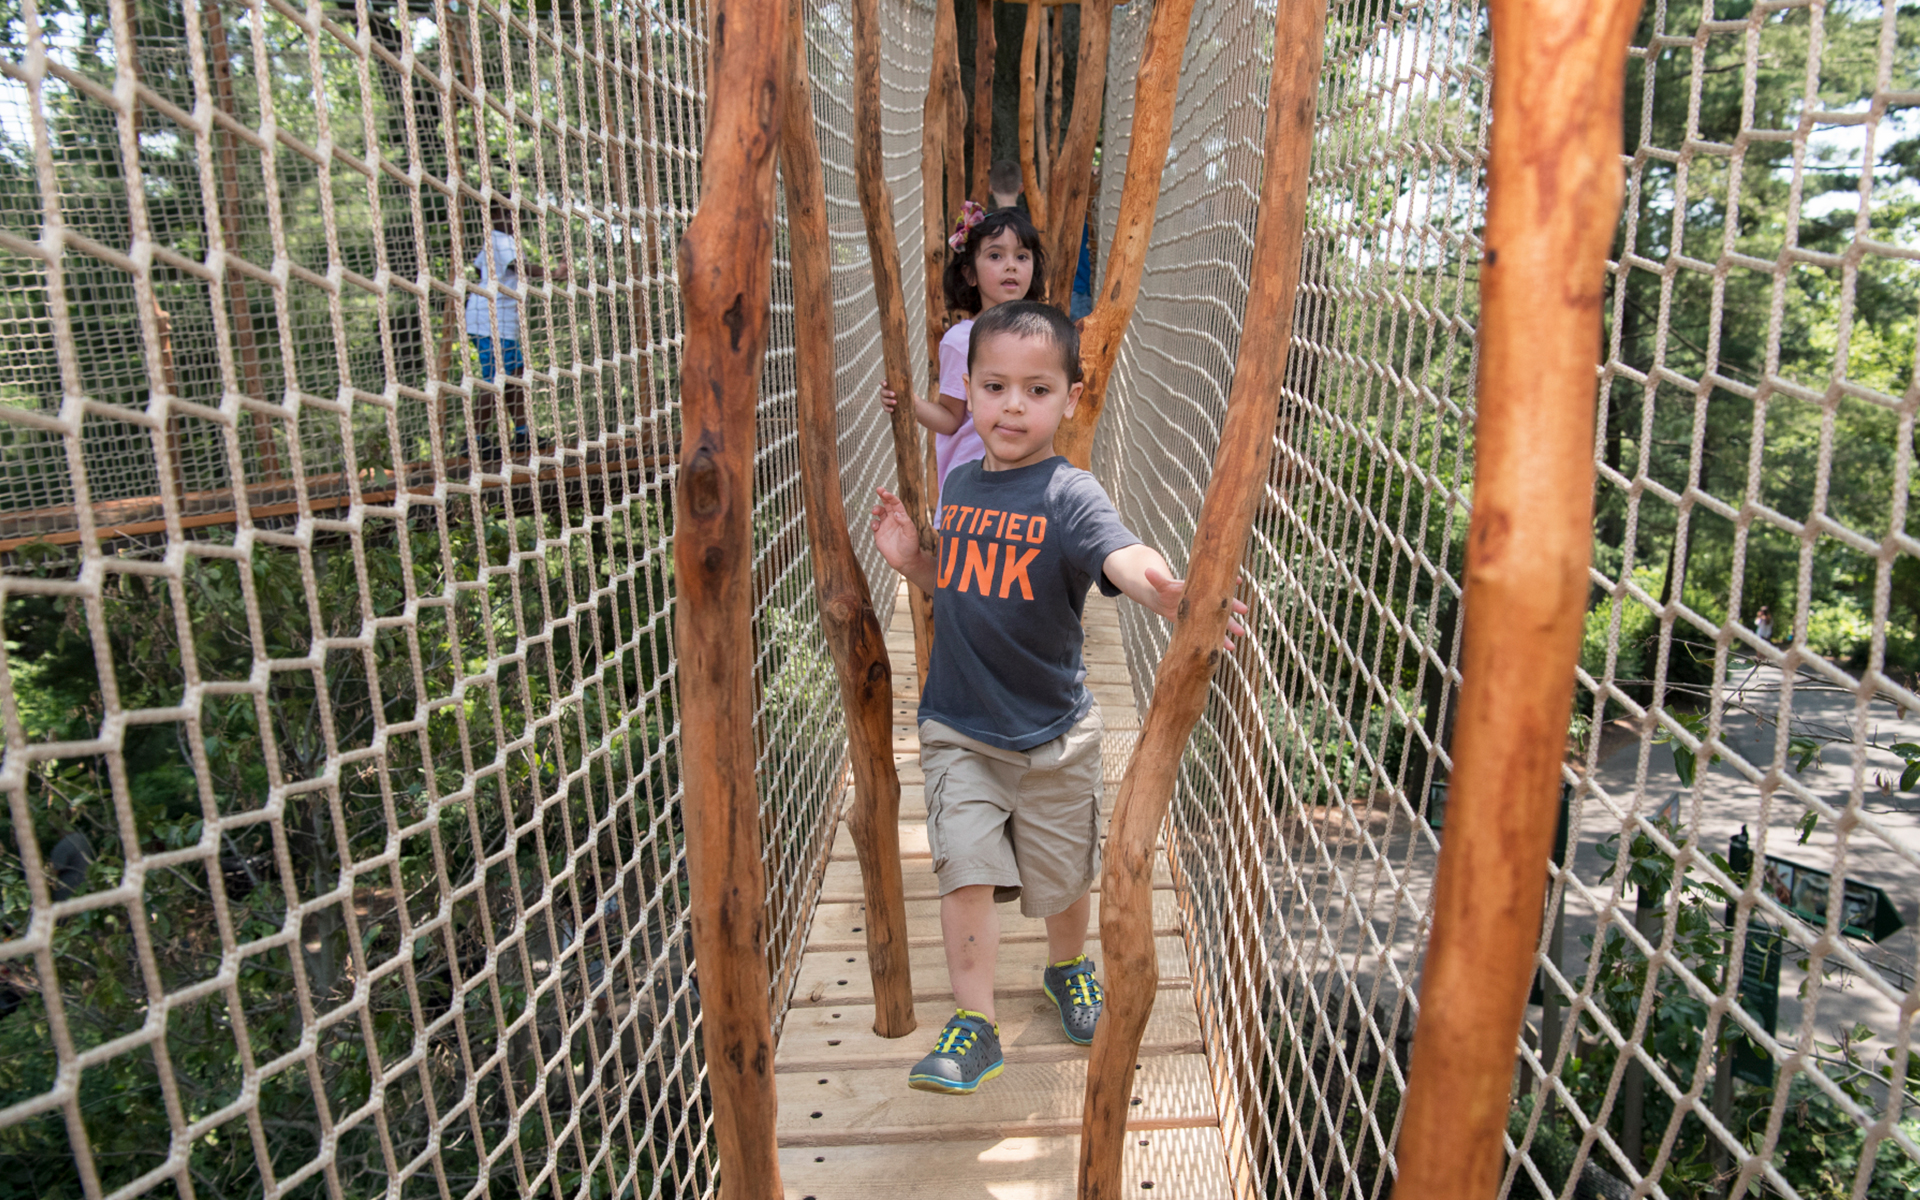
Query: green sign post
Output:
[[1731, 921, 1784, 1087]]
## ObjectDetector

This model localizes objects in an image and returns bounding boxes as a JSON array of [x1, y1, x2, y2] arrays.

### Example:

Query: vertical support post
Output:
[[1075, 0, 1326, 1191], [1052, 0, 1196, 469], [970, 0, 996, 203], [672, 0, 788, 1192], [1048, 7, 1064, 183], [203, 0, 280, 481], [1390, 0, 1642, 1190], [1042, 0, 1112, 304], [946, 27, 967, 223], [1017, 0, 1048, 232], [781, 0, 917, 1041], [923, 0, 959, 392], [852, 0, 935, 685], [1035, 5, 1050, 202], [926, 0, 962, 508]]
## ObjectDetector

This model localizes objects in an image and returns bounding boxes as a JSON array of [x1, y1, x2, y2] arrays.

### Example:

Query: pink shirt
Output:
[[935, 320, 985, 508]]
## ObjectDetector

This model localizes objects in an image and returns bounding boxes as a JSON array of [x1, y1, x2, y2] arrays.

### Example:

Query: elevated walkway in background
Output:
[[774, 584, 1232, 1197]]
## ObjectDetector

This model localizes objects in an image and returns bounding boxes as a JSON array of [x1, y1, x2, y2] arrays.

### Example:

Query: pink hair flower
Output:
[[948, 200, 986, 252]]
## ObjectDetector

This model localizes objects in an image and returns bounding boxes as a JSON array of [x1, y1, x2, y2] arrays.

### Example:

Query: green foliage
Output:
[[1592, 0, 1920, 681], [1509, 819, 1919, 1198], [1804, 595, 1877, 663], [0, 504, 684, 1199]]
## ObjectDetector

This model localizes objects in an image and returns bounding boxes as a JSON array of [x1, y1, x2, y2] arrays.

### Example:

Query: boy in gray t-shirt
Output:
[[872, 301, 1245, 1095]]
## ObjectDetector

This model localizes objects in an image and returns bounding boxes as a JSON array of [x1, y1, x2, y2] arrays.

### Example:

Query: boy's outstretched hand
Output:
[[1143, 566, 1251, 652], [1101, 544, 1252, 652], [871, 488, 937, 595]]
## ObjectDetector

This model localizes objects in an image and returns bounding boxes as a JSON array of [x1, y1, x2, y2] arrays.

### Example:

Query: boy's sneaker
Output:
[[907, 1010, 1004, 1094], [1043, 955, 1104, 1045]]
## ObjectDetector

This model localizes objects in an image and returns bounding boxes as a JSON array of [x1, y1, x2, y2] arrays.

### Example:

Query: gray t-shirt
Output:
[[918, 456, 1141, 751]]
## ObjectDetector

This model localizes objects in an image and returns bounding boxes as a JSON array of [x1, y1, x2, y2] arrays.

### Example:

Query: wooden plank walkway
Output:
[[776, 584, 1231, 1197]]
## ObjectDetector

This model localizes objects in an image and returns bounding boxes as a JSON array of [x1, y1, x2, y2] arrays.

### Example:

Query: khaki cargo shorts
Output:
[[919, 704, 1103, 919]]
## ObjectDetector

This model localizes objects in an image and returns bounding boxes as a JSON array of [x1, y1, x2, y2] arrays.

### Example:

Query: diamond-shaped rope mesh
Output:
[[4, 0, 1916, 1196], [0, 0, 926, 1196], [1094, 0, 1917, 1196]]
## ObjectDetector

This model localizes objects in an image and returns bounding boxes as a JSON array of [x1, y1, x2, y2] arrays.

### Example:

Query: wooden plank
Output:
[[776, 1052, 1216, 1144], [805, 890, 1182, 950], [779, 1129, 1229, 1200], [777, 993, 1200, 1073], [788, 934, 1190, 1008]]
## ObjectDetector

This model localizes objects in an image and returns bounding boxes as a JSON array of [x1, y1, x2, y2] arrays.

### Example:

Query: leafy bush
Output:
[[1804, 595, 1875, 662]]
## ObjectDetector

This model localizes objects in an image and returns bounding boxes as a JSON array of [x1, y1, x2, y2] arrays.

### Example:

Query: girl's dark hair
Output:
[[942, 207, 1048, 314]]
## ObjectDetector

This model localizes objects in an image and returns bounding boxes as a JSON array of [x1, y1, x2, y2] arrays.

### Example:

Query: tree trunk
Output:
[[1075, 0, 1327, 1189], [1390, 0, 1641, 1191], [853, 0, 935, 685], [971, 0, 997, 202], [781, 0, 916, 1040], [1053, 0, 1196, 468], [1018, 0, 1049, 232], [1042, 0, 1113, 304], [204, 0, 281, 481], [672, 0, 788, 1190]]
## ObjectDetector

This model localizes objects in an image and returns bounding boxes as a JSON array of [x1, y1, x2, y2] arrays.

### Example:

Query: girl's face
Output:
[[963, 228, 1035, 311]]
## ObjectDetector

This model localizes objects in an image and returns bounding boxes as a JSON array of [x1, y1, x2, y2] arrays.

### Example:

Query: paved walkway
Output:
[[774, 584, 1231, 1197]]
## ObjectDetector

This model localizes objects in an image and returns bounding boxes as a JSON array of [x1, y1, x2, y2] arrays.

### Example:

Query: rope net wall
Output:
[[1095, 0, 1917, 1196], [0, 0, 925, 1194]]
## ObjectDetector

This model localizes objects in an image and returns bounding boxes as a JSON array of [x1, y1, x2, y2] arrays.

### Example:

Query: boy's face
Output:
[[964, 331, 1083, 471], [961, 229, 1034, 308]]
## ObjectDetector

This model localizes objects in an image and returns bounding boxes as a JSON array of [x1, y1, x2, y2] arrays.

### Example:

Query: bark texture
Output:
[[672, 0, 787, 1192], [779, 0, 916, 1041], [1075, 0, 1326, 1191], [924, 0, 960, 391], [853, 0, 936, 683], [1018, 0, 1049, 232], [971, 0, 997, 202], [1391, 0, 1641, 1192], [1053, 0, 1196, 468], [1041, 0, 1113, 304]]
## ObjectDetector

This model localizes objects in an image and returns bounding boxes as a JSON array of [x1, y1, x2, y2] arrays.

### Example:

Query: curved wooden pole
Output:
[[1042, 0, 1113, 304], [1074, 0, 1326, 1191], [1017, 0, 1049, 233], [970, 0, 997, 202], [852, 0, 936, 684], [1052, 0, 1195, 469], [672, 0, 787, 1192], [924, 0, 960, 391], [781, 0, 917, 1041], [1392, 0, 1640, 1193], [946, 32, 968, 224]]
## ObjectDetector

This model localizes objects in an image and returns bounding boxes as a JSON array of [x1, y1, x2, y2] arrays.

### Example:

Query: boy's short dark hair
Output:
[[968, 300, 1083, 385], [988, 159, 1023, 198]]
